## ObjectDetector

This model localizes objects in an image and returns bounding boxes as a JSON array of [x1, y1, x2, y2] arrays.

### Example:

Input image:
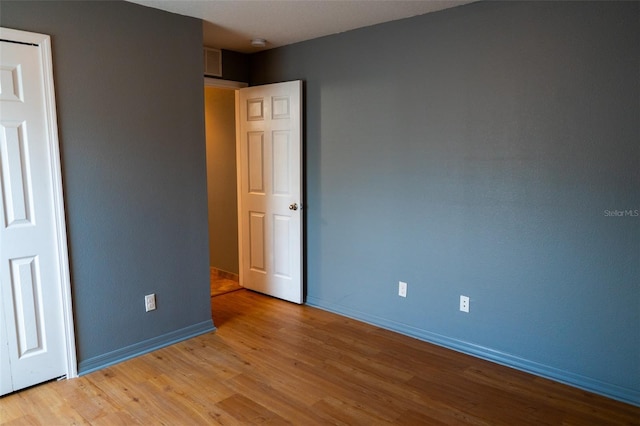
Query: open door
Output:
[[236, 81, 303, 304], [0, 27, 76, 395]]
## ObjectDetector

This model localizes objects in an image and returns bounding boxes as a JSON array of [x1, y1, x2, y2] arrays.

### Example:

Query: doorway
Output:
[[204, 79, 245, 298], [204, 78, 304, 304]]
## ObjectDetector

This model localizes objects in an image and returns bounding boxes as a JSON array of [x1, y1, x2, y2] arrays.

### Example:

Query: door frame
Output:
[[204, 77, 247, 90], [203, 78, 304, 302], [0, 27, 77, 379]]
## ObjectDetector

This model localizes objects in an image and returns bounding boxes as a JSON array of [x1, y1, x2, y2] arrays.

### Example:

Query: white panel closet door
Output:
[[0, 28, 74, 395], [237, 81, 303, 304]]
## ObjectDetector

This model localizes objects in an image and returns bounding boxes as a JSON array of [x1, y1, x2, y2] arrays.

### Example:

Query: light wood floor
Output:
[[2, 289, 638, 425], [210, 269, 242, 297]]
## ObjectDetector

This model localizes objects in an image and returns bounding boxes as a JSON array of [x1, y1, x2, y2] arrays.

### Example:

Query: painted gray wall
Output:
[[251, 1, 639, 404], [205, 87, 239, 274], [1, 1, 213, 370]]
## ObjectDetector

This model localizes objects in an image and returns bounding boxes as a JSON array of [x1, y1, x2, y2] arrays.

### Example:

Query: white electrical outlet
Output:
[[145, 294, 156, 312], [460, 295, 469, 313], [398, 281, 407, 298]]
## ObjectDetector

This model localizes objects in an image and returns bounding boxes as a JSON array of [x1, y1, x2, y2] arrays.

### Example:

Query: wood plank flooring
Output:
[[210, 268, 242, 297], [1, 289, 638, 425]]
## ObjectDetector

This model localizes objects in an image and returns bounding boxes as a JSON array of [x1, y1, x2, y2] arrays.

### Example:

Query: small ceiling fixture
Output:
[[251, 38, 267, 48]]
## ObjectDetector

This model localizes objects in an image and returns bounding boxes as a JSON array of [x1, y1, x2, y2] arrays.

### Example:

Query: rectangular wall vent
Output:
[[203, 47, 222, 77]]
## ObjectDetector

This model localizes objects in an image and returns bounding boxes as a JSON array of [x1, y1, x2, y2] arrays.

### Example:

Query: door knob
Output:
[[289, 203, 298, 211]]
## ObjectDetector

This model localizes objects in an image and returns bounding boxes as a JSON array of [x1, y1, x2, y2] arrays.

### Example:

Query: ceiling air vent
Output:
[[203, 47, 222, 77]]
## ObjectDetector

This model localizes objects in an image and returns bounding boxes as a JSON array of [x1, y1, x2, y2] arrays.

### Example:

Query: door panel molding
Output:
[[236, 81, 303, 304]]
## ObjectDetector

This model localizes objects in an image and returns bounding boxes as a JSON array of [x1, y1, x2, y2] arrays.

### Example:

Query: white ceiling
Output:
[[126, 0, 474, 53]]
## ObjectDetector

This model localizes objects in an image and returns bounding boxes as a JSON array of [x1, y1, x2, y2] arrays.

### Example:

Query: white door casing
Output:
[[0, 27, 76, 395], [237, 81, 303, 304]]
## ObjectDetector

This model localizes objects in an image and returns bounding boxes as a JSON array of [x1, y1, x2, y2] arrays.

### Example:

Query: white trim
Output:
[[0, 27, 77, 379], [234, 90, 245, 289], [204, 77, 247, 89]]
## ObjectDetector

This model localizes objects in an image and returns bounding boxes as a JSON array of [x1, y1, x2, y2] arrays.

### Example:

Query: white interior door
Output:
[[237, 81, 303, 304], [0, 28, 75, 395]]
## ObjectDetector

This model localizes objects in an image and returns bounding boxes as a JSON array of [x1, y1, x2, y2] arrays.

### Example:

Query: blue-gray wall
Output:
[[251, 1, 639, 405], [1, 1, 214, 372]]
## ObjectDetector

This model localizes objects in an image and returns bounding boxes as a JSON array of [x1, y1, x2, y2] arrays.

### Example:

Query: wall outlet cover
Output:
[[399, 281, 408, 298], [460, 295, 469, 313], [145, 294, 156, 312]]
